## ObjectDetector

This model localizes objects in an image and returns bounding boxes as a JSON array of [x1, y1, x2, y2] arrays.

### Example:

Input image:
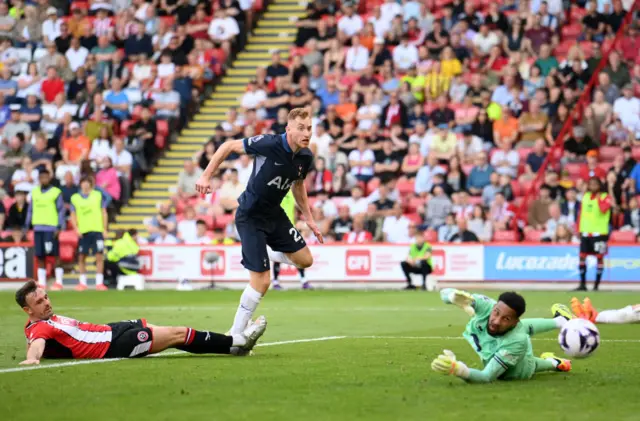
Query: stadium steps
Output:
[[105, 0, 305, 243]]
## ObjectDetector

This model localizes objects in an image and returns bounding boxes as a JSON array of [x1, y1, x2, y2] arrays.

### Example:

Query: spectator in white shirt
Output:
[[310, 123, 333, 161], [110, 137, 133, 179], [472, 24, 500, 57], [613, 84, 640, 131], [356, 92, 382, 130], [489, 192, 514, 230], [368, 6, 391, 38], [343, 185, 369, 216], [189, 219, 213, 244], [348, 137, 376, 183], [89, 127, 112, 162], [11, 157, 38, 193], [490, 140, 520, 178], [458, 129, 484, 164], [380, 0, 403, 28], [177, 206, 198, 243], [65, 37, 89, 72], [337, 4, 363, 40], [241, 80, 267, 117], [345, 36, 369, 73], [542, 202, 570, 241], [208, 8, 239, 55], [383, 203, 413, 243], [153, 223, 179, 244], [392, 35, 419, 70], [42, 7, 61, 46]]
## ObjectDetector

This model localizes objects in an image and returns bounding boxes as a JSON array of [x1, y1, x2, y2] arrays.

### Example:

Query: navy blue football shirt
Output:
[[238, 133, 314, 217]]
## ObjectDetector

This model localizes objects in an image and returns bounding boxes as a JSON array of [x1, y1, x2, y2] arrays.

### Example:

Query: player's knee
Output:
[[296, 253, 313, 269]]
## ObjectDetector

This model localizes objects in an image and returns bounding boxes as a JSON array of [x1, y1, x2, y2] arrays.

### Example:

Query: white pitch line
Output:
[[352, 335, 640, 343], [0, 336, 345, 375]]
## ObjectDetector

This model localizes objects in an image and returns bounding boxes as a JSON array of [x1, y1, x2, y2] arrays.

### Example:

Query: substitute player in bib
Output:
[[577, 177, 611, 291], [16, 280, 267, 365], [569, 297, 640, 324], [26, 169, 65, 289], [272, 190, 310, 290], [431, 289, 572, 383], [195, 108, 323, 346], [70, 177, 109, 291]]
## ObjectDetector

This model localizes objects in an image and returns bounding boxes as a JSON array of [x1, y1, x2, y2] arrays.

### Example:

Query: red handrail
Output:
[[515, 0, 640, 233]]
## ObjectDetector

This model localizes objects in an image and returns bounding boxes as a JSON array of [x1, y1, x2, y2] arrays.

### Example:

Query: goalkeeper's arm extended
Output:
[[431, 350, 506, 384], [440, 288, 476, 316]]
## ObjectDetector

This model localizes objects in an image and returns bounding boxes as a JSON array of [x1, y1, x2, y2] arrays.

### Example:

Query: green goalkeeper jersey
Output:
[[463, 294, 536, 380]]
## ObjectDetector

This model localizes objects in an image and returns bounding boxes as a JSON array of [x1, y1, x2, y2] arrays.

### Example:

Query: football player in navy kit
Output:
[[196, 108, 323, 351]]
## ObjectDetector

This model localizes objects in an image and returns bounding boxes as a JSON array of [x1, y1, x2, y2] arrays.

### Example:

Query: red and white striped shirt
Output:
[[93, 17, 114, 37], [344, 231, 373, 244], [24, 315, 113, 359]]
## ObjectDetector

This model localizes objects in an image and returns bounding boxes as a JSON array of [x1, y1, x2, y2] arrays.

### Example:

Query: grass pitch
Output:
[[1, 289, 639, 421]]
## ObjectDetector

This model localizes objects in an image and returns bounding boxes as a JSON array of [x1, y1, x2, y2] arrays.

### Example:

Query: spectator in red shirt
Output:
[[41, 66, 65, 104], [187, 6, 211, 41], [580, 150, 607, 181]]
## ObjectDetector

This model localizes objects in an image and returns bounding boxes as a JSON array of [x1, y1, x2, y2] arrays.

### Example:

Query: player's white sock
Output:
[[79, 274, 88, 286], [595, 306, 640, 324], [230, 285, 262, 334], [231, 333, 246, 347], [37, 268, 47, 287], [96, 273, 104, 286], [554, 316, 567, 328], [54, 267, 64, 285], [267, 247, 295, 266]]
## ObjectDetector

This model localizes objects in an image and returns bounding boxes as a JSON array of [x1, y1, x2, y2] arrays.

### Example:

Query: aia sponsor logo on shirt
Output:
[[200, 249, 225, 275], [431, 250, 446, 276], [138, 249, 153, 275], [345, 250, 371, 276]]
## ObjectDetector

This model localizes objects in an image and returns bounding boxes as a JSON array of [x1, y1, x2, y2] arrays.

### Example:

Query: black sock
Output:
[[299, 268, 305, 278], [579, 257, 586, 287], [273, 262, 280, 281], [176, 329, 232, 354], [595, 257, 604, 289]]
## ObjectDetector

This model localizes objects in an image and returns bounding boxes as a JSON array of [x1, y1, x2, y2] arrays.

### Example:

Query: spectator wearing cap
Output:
[[61, 121, 90, 166], [613, 84, 640, 132], [2, 109, 30, 141], [564, 125, 598, 160]]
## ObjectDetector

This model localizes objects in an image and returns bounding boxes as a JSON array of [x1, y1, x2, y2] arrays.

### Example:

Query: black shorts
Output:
[[34, 231, 59, 258], [104, 319, 153, 359], [235, 208, 306, 273], [78, 232, 105, 256], [580, 235, 609, 256]]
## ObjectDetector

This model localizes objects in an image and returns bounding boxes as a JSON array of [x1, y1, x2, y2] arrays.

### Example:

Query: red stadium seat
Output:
[[511, 180, 523, 197], [407, 196, 425, 213], [405, 213, 422, 225], [155, 134, 166, 149], [366, 178, 380, 195], [156, 120, 169, 137], [493, 230, 518, 242], [214, 214, 234, 229], [468, 195, 483, 206], [599, 146, 621, 162], [160, 16, 176, 28], [598, 162, 611, 174], [609, 230, 636, 244], [518, 147, 532, 162], [58, 231, 79, 263], [565, 163, 586, 178], [396, 179, 415, 195], [3, 196, 15, 211], [423, 229, 437, 243], [524, 230, 544, 242]]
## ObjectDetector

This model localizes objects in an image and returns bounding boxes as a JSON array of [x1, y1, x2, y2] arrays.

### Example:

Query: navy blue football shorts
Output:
[[235, 208, 307, 273], [34, 231, 59, 258], [78, 232, 105, 256]]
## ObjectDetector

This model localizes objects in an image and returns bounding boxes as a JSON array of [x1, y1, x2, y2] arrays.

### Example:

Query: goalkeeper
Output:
[[431, 289, 573, 383]]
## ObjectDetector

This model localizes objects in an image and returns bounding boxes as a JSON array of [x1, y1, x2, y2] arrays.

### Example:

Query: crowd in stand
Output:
[[0, 0, 253, 239], [178, 0, 640, 246]]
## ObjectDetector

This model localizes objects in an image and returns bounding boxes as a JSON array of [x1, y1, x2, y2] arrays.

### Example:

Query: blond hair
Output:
[[288, 108, 310, 121]]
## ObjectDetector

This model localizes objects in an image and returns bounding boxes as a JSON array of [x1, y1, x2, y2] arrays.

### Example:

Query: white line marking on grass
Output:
[[352, 335, 640, 343], [0, 336, 346, 375]]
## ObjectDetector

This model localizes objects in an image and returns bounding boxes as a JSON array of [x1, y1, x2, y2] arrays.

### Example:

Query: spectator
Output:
[[110, 137, 133, 180], [458, 129, 483, 165], [437, 213, 458, 242], [20, 95, 42, 133], [329, 205, 353, 241], [613, 84, 640, 132], [564, 125, 598, 159], [152, 78, 181, 121], [177, 206, 199, 243], [473, 23, 500, 57], [337, 3, 363, 41], [218, 168, 244, 213], [211, 227, 236, 245], [65, 37, 89, 72], [345, 35, 369, 73], [60, 121, 91, 167], [1, 225, 27, 243], [382, 203, 413, 244], [380, 91, 408, 129], [493, 106, 519, 147], [415, 154, 446, 197], [518, 99, 548, 148], [468, 204, 492, 242], [124, 20, 153, 61], [621, 197, 640, 234], [11, 156, 38, 193], [344, 215, 373, 244], [430, 124, 458, 162], [449, 217, 479, 242], [561, 188, 581, 226], [424, 184, 452, 228], [348, 137, 375, 183], [544, 170, 566, 201], [528, 185, 553, 230], [446, 156, 467, 192], [105, 77, 130, 122], [401, 142, 423, 179], [307, 157, 332, 196], [580, 150, 607, 181], [6, 189, 27, 227], [89, 126, 113, 162], [491, 140, 520, 178], [522, 138, 548, 181], [41, 66, 65, 104], [132, 106, 157, 165], [489, 191, 514, 231], [96, 157, 121, 202], [542, 202, 571, 241], [598, 72, 620, 104], [176, 159, 203, 200], [42, 6, 62, 46], [552, 223, 579, 244], [343, 185, 368, 216], [2, 109, 30, 141], [145, 202, 177, 240], [467, 152, 494, 195], [153, 223, 179, 244], [373, 139, 401, 181]]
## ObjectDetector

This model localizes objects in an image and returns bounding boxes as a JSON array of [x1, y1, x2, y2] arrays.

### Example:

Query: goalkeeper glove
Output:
[[431, 350, 470, 379], [449, 290, 476, 316]]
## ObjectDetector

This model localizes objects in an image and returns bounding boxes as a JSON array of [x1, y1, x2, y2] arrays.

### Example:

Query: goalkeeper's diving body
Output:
[[431, 289, 572, 383]]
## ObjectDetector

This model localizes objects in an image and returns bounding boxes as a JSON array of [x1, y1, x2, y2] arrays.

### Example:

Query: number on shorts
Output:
[[44, 241, 53, 254], [289, 227, 302, 242], [594, 241, 607, 254], [471, 333, 482, 352], [96, 240, 104, 252]]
